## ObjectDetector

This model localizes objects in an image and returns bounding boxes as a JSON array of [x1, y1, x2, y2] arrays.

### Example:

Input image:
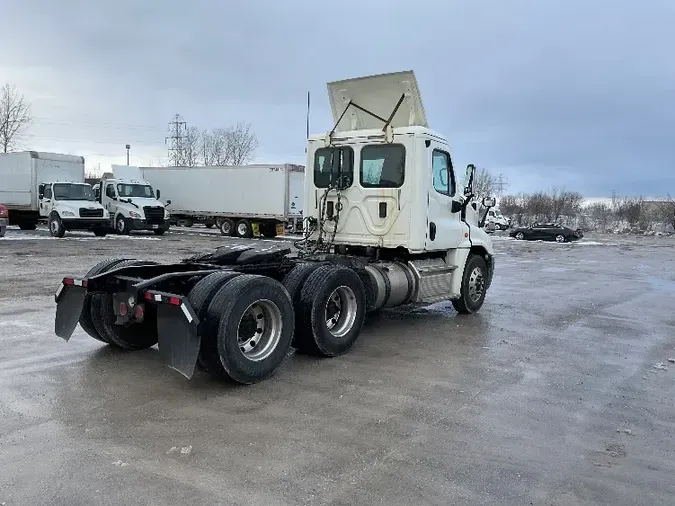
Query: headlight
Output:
[[164, 209, 170, 218], [62, 211, 75, 217], [129, 211, 141, 218]]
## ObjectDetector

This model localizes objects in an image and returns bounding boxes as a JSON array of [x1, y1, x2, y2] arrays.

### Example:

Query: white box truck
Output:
[[138, 164, 305, 238], [0, 151, 111, 237]]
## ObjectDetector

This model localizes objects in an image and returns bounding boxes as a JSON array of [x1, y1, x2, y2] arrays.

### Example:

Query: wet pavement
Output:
[[1, 227, 674, 505]]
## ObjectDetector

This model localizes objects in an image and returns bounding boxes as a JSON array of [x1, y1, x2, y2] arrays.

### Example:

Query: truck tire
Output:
[[90, 260, 159, 350], [187, 271, 242, 372], [93, 229, 108, 237], [78, 258, 130, 344], [260, 222, 277, 238], [451, 254, 488, 315], [235, 219, 253, 238], [116, 214, 130, 235], [282, 262, 322, 346], [153, 229, 166, 236], [219, 218, 235, 236], [48, 213, 66, 238], [294, 265, 366, 357], [204, 274, 294, 384]]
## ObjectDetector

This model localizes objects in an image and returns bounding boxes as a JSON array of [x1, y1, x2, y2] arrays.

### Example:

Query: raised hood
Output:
[[327, 70, 428, 132]]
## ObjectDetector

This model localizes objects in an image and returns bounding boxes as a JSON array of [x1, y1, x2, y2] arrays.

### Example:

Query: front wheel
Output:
[[515, 232, 524, 240], [555, 234, 566, 243], [452, 254, 488, 314], [116, 215, 130, 235], [48, 213, 65, 238]]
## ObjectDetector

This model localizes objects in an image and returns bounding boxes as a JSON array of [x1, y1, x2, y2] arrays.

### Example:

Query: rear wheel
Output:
[[235, 219, 253, 238], [219, 218, 235, 236], [282, 262, 322, 347], [79, 258, 129, 344], [187, 271, 242, 373], [555, 234, 566, 243], [515, 232, 524, 240], [90, 260, 159, 350], [452, 254, 488, 314], [294, 265, 366, 357], [205, 275, 294, 384]]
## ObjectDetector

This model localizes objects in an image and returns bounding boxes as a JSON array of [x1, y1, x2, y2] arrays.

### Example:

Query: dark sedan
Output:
[[509, 223, 584, 242]]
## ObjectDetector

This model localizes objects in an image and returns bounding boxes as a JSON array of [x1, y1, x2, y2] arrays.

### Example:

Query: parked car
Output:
[[0, 204, 7, 237], [509, 223, 584, 242]]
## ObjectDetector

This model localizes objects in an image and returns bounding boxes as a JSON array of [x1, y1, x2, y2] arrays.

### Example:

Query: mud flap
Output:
[[156, 302, 200, 379], [55, 284, 87, 340]]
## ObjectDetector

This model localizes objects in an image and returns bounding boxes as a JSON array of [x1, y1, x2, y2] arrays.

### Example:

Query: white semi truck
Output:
[[0, 151, 111, 237], [54, 70, 497, 386], [137, 164, 304, 238], [91, 165, 170, 235]]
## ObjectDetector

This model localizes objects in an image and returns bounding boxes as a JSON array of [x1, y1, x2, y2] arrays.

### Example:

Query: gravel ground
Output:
[[1, 226, 674, 505]]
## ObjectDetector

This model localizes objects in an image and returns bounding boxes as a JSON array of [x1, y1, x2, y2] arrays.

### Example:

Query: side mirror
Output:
[[482, 197, 496, 208], [166, 199, 172, 206], [464, 164, 476, 196], [156, 189, 161, 199], [451, 200, 462, 213]]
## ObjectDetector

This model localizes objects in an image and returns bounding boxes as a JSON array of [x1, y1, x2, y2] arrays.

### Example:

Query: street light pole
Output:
[[125, 144, 131, 165]]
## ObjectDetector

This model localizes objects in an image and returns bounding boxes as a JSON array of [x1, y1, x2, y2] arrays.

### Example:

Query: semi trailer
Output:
[[54, 70, 497, 385], [137, 164, 305, 237], [0, 151, 111, 237]]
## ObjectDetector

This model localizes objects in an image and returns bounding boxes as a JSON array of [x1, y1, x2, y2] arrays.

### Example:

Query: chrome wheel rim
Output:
[[237, 299, 282, 361], [237, 223, 248, 236], [515, 232, 523, 240], [556, 235, 564, 243], [324, 286, 358, 338], [468, 267, 485, 303], [117, 218, 125, 232], [50, 219, 59, 234], [221, 221, 231, 234]]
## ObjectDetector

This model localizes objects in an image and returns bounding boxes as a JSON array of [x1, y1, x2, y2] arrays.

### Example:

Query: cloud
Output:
[[1, 0, 673, 197]]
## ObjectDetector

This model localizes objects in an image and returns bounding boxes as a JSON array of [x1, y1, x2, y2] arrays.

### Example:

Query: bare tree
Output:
[[178, 126, 201, 167], [472, 167, 496, 201], [0, 83, 32, 153], [226, 122, 258, 165], [587, 202, 612, 232]]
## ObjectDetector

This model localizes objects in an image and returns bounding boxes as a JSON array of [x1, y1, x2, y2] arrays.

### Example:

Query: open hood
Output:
[[327, 70, 428, 132]]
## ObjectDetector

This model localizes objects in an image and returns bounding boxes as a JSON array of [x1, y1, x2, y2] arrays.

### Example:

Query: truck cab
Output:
[[38, 182, 110, 237], [93, 173, 169, 235], [484, 208, 510, 230]]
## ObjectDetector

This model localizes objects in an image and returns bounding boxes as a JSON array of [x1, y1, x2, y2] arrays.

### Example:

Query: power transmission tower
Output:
[[495, 173, 508, 197], [165, 114, 186, 166]]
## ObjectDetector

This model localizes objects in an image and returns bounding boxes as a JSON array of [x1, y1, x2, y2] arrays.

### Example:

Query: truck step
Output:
[[408, 258, 458, 304]]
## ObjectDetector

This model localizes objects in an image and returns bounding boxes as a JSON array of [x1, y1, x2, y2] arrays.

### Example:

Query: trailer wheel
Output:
[[90, 260, 160, 350], [203, 275, 294, 384], [187, 271, 242, 372], [48, 212, 65, 238], [235, 219, 253, 238], [452, 254, 488, 315], [295, 265, 366, 357], [219, 218, 235, 236], [78, 258, 130, 344]]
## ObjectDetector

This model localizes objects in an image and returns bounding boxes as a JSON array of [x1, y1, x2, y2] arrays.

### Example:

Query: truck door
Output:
[[424, 142, 467, 251], [104, 183, 117, 215], [39, 184, 53, 218]]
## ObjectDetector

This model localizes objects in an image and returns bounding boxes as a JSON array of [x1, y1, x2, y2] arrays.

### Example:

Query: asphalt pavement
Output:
[[1, 226, 674, 505]]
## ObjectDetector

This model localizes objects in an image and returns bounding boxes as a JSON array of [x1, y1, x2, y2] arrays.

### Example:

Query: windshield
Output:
[[53, 183, 95, 201], [494, 210, 503, 217], [117, 184, 154, 198]]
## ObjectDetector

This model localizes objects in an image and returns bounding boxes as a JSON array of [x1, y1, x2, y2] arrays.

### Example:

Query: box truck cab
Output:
[[93, 167, 169, 235], [38, 182, 110, 237], [484, 208, 510, 230]]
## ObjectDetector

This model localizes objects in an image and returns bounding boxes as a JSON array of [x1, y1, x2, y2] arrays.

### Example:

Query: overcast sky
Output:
[[1, 0, 673, 198]]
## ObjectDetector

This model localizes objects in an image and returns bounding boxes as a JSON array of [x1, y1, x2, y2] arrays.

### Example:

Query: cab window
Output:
[[314, 147, 354, 189], [105, 184, 116, 199], [432, 149, 455, 196], [43, 185, 52, 199], [360, 144, 405, 188]]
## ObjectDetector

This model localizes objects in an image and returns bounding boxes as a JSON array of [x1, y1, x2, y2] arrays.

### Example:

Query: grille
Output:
[[143, 206, 165, 224], [79, 208, 104, 218]]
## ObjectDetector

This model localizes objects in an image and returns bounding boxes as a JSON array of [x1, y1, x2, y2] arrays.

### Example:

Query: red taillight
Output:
[[119, 302, 128, 316], [62, 278, 87, 288], [144, 292, 154, 301], [134, 305, 144, 321], [168, 296, 181, 306]]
